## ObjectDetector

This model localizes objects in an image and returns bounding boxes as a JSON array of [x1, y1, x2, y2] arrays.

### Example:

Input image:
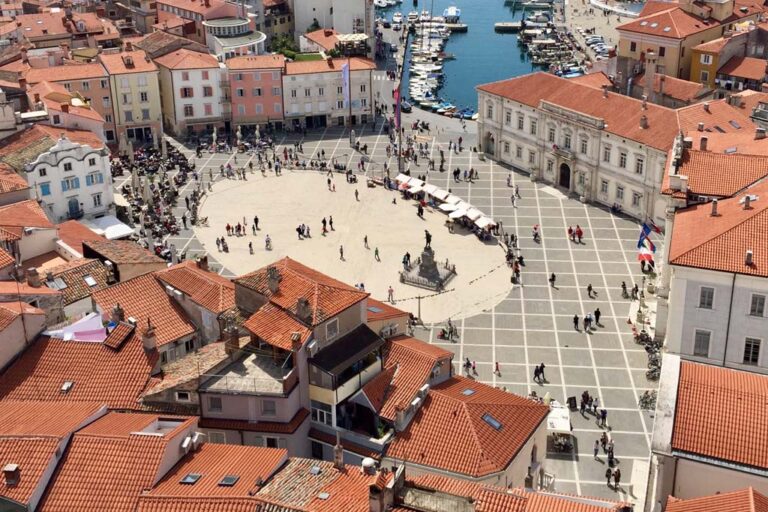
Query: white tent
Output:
[[445, 195, 462, 205], [423, 183, 438, 195], [449, 208, 468, 219], [466, 208, 484, 221], [409, 184, 424, 194], [475, 216, 496, 229], [431, 188, 450, 200], [547, 406, 571, 434], [407, 177, 424, 187], [439, 203, 458, 212], [82, 215, 135, 240], [395, 173, 410, 183]]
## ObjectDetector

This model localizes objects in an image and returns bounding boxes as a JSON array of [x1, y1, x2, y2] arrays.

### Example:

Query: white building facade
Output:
[[26, 135, 113, 222], [477, 76, 674, 225], [293, 0, 374, 50]]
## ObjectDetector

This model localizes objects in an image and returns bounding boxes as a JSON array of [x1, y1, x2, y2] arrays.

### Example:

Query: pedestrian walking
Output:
[[573, 314, 580, 330], [600, 432, 608, 451], [388, 285, 394, 303], [533, 365, 540, 383], [355, 189, 359, 201], [587, 284, 594, 298], [538, 363, 546, 382], [576, 225, 584, 244], [374, 247, 380, 261], [549, 273, 556, 288], [248, 241, 253, 254], [471, 361, 477, 375], [339, 245, 344, 260], [515, 184, 520, 198], [600, 408, 608, 428], [613, 468, 621, 489], [495, 361, 501, 376], [594, 308, 601, 325], [594, 440, 600, 459], [605, 468, 613, 488], [592, 397, 599, 415], [329, 216, 334, 230], [253, 216, 259, 230]]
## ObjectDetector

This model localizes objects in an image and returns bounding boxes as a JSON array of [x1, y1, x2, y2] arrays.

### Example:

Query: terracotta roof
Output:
[[0, 243, 13, 268], [635, 72, 707, 102], [10, 11, 108, 39], [0, 400, 104, 436], [154, 15, 192, 30], [672, 361, 768, 469], [0, 162, 29, 195], [669, 179, 768, 277], [676, 98, 757, 135], [682, 130, 768, 155], [243, 303, 311, 351], [135, 30, 211, 59], [199, 408, 309, 435], [733, 89, 768, 115], [0, 200, 53, 241], [405, 474, 526, 512], [662, 149, 768, 198], [307, 428, 381, 459], [84, 239, 165, 264], [477, 72, 680, 151], [154, 48, 219, 70], [99, 50, 158, 75], [0, 437, 61, 506], [0, 125, 104, 173], [147, 443, 287, 497], [365, 336, 452, 421], [569, 71, 613, 90], [235, 257, 368, 326], [157, 0, 229, 16], [694, 36, 731, 53], [666, 488, 768, 512], [0, 300, 43, 329], [24, 62, 107, 84], [386, 376, 549, 478], [366, 297, 409, 322], [719, 56, 767, 80], [304, 28, 340, 51], [56, 220, 103, 255], [639, 1, 682, 16], [93, 272, 196, 347], [285, 57, 376, 76], [104, 321, 136, 350], [226, 54, 286, 70], [0, 333, 157, 408], [136, 496, 265, 512], [617, 7, 719, 39], [155, 261, 235, 314], [43, 258, 110, 306], [255, 458, 392, 512], [39, 412, 190, 512], [0, 281, 62, 296]]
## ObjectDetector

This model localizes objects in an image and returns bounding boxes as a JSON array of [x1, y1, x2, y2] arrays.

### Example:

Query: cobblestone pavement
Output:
[[113, 68, 656, 504]]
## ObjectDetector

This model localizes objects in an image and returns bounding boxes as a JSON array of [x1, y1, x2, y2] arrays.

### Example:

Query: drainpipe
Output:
[[721, 273, 737, 366]]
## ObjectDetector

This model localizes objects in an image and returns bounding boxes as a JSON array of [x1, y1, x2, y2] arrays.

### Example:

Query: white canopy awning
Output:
[[449, 208, 468, 219], [423, 183, 438, 195], [82, 215, 134, 240], [439, 203, 458, 212], [466, 208, 483, 221], [547, 406, 571, 435], [395, 173, 410, 183], [407, 177, 424, 187], [475, 216, 496, 229], [409, 184, 424, 193], [431, 188, 450, 200], [445, 195, 462, 205]]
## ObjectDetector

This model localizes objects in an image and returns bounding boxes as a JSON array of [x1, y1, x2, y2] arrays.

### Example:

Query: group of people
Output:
[[573, 309, 601, 331]]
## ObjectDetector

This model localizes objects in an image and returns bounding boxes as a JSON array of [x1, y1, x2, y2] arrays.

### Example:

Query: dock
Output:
[[494, 22, 522, 32], [445, 22, 468, 32]]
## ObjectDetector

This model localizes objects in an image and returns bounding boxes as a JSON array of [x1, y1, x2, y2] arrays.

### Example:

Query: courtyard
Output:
[[115, 99, 658, 505]]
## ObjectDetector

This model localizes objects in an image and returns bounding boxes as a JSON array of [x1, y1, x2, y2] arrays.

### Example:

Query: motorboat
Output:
[[419, 10, 431, 22], [392, 12, 403, 23], [374, 0, 388, 8], [443, 6, 461, 23], [407, 11, 419, 22]]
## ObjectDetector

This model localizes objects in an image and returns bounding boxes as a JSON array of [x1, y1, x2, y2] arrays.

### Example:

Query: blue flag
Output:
[[637, 224, 651, 249]]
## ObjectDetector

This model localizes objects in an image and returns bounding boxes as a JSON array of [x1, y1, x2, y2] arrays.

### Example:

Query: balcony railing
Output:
[[66, 208, 85, 220], [551, 144, 573, 159]]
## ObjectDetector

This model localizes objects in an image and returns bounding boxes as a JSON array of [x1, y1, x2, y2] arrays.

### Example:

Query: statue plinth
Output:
[[400, 245, 456, 291]]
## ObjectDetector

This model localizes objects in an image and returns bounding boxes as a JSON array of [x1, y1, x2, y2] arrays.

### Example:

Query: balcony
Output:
[[200, 350, 297, 396], [66, 208, 85, 220], [551, 144, 573, 160]]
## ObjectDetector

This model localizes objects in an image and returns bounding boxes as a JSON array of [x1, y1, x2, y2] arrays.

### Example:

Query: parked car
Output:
[[400, 99, 413, 113]]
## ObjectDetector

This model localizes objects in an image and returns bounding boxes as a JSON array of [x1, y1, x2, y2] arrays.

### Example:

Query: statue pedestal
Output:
[[400, 246, 456, 291]]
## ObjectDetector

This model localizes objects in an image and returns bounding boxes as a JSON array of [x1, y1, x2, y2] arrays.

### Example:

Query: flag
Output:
[[394, 87, 401, 129], [637, 247, 654, 262], [640, 236, 656, 253], [648, 219, 662, 234], [636, 224, 651, 249], [341, 62, 350, 109]]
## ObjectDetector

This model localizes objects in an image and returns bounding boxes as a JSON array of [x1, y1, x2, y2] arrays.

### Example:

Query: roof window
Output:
[[729, 120, 741, 129], [482, 413, 503, 431], [47, 277, 67, 290], [663, 27, 671, 32], [218, 475, 240, 487], [714, 126, 726, 133], [180, 473, 202, 485], [367, 306, 383, 313], [640, 21, 648, 25], [724, 147, 737, 154], [309, 465, 322, 476], [61, 381, 74, 394], [650, 22, 658, 28], [462, 388, 476, 396], [318, 492, 331, 500], [84, 275, 97, 287]]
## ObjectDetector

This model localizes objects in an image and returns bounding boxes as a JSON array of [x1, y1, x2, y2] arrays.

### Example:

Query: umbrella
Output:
[[131, 167, 140, 191], [170, 243, 178, 264], [466, 208, 483, 221], [127, 139, 134, 164], [142, 178, 152, 203]]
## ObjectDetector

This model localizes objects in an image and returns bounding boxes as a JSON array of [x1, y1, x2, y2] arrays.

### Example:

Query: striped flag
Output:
[[637, 224, 652, 249], [648, 219, 662, 234], [394, 86, 401, 130]]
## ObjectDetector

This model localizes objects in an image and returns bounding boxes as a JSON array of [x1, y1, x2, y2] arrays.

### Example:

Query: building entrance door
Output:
[[559, 163, 571, 190]]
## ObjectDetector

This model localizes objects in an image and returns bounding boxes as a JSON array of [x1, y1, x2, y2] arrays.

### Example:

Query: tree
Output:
[[307, 18, 321, 33], [269, 33, 298, 54]]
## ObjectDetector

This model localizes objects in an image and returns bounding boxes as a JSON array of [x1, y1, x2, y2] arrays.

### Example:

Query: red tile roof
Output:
[[718, 56, 767, 80], [226, 54, 285, 70], [666, 487, 768, 512], [84, 239, 165, 265], [478, 72, 680, 151], [361, 364, 397, 413], [99, 50, 158, 75], [24, 62, 108, 84], [0, 162, 30, 195], [672, 361, 768, 469], [617, 7, 719, 39], [0, 125, 105, 173], [386, 376, 549, 478], [285, 57, 376, 76], [156, 261, 235, 314], [0, 281, 62, 296], [38, 412, 189, 512], [199, 408, 309, 435], [662, 149, 768, 198], [147, 443, 287, 497], [243, 303, 311, 351], [366, 297, 409, 322], [104, 321, 136, 350], [157, 0, 230, 16], [136, 496, 264, 512], [304, 28, 340, 51], [154, 48, 219, 70], [0, 244, 13, 269], [405, 474, 526, 512], [635, 72, 707, 103], [0, 400, 105, 437], [675, 98, 757, 134], [0, 334, 158, 409], [569, 71, 613, 90], [93, 272, 196, 347], [0, 200, 53, 239], [0, 300, 43, 330], [44, 258, 111, 306], [56, 220, 103, 255], [235, 257, 368, 326], [668, 179, 768, 277], [0, 437, 61, 506]]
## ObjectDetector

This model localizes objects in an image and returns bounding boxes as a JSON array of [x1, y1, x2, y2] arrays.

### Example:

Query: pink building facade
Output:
[[226, 54, 285, 134]]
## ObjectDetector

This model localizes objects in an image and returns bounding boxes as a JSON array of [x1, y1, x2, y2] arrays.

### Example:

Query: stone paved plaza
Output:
[[115, 99, 657, 505]]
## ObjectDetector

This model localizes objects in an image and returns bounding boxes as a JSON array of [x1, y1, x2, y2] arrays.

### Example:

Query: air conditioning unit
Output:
[[23, 228, 33, 235], [192, 432, 203, 450], [165, 285, 174, 295], [306, 339, 318, 357], [181, 436, 192, 453], [410, 397, 421, 409]]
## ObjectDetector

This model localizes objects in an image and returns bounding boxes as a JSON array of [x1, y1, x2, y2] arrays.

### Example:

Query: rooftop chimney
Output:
[[683, 137, 693, 149], [744, 194, 752, 209], [61, 103, 69, 113], [142, 318, 157, 352], [756, 128, 766, 140], [111, 303, 125, 323], [33, 93, 40, 103], [20, 48, 27, 64], [333, 432, 344, 469], [640, 115, 649, 129], [602, 85, 608, 98], [641, 94, 647, 110], [697, 122, 704, 132], [711, 198, 718, 216], [746, 250, 754, 266], [125, 41, 133, 52], [703, 102, 710, 113], [700, 136, 708, 151], [26, 268, 41, 288], [19, 78, 26, 90], [224, 320, 239, 355], [2, 464, 19, 487], [267, 266, 280, 294], [296, 297, 312, 323]]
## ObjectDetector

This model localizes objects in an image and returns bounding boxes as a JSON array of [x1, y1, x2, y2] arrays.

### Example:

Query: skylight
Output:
[[309, 466, 322, 476], [84, 275, 98, 287], [47, 278, 68, 290], [462, 388, 476, 396], [482, 413, 503, 431], [180, 473, 202, 485], [61, 381, 74, 394], [724, 147, 738, 154], [640, 21, 648, 25], [729, 120, 741, 129], [218, 475, 240, 487], [663, 27, 671, 32], [318, 492, 331, 500], [650, 22, 658, 28], [714, 126, 726, 133], [367, 306, 383, 313]]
